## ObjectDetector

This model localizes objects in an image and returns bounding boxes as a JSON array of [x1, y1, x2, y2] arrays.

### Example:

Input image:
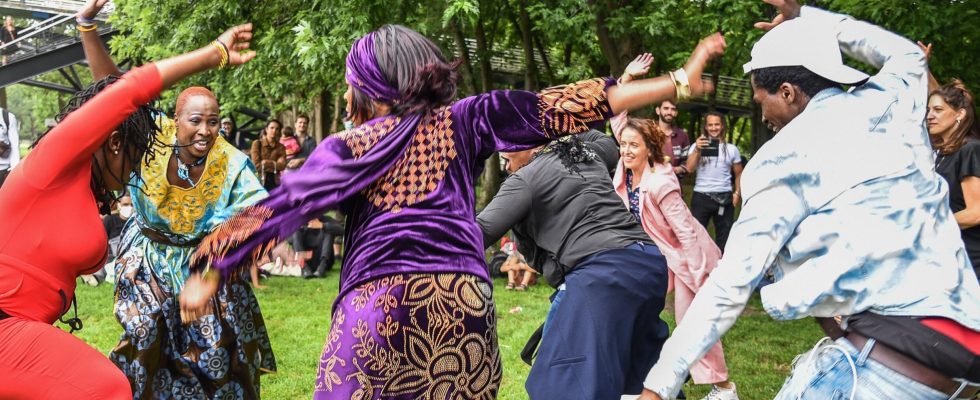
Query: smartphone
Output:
[[702, 138, 720, 157]]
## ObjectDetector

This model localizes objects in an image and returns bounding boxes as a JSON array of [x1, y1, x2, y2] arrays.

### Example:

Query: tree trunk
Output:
[[474, 1, 503, 209], [734, 116, 748, 148], [307, 92, 327, 143], [450, 19, 479, 96], [478, 153, 502, 209], [591, 0, 621, 76], [474, 12, 493, 93], [589, 0, 644, 76], [515, 0, 538, 90], [331, 88, 343, 134], [533, 33, 555, 85]]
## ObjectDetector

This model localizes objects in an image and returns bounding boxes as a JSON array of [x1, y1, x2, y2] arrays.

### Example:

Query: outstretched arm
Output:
[[610, 53, 654, 141], [915, 41, 939, 94], [607, 35, 724, 115], [458, 34, 724, 161], [77, 0, 121, 80]]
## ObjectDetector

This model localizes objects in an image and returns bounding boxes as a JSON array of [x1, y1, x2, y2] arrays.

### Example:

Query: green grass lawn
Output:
[[64, 273, 822, 400]]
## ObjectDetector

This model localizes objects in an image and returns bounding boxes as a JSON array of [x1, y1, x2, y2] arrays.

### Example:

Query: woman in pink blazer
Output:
[[610, 53, 739, 400]]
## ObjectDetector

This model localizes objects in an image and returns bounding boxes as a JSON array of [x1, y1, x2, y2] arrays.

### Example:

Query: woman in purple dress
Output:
[[186, 25, 725, 399]]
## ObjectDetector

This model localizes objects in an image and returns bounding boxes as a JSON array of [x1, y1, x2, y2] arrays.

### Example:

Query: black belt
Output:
[[846, 331, 979, 399], [140, 227, 201, 248]]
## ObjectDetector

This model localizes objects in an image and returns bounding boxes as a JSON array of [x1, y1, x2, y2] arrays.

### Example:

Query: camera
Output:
[[701, 137, 720, 157]]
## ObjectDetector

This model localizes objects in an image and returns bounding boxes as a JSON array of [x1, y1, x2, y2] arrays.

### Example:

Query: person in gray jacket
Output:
[[478, 131, 670, 400]]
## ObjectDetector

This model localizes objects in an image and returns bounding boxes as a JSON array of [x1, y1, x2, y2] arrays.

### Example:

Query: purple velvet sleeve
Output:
[[453, 77, 617, 158], [192, 113, 424, 279]]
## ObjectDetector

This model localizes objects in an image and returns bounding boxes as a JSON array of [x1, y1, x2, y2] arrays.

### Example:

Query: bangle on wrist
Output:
[[669, 68, 692, 102], [77, 23, 98, 32], [210, 40, 229, 68], [76, 16, 96, 25], [202, 267, 219, 283]]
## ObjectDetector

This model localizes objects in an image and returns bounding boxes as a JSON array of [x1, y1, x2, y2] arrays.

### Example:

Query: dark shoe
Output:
[[302, 267, 315, 279], [314, 261, 330, 278]]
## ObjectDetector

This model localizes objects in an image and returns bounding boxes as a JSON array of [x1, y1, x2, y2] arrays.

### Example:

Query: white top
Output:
[[692, 142, 740, 193], [644, 6, 980, 399], [0, 108, 19, 171]]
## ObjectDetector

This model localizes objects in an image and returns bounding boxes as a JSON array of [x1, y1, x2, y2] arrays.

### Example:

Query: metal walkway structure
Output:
[[0, 0, 114, 90]]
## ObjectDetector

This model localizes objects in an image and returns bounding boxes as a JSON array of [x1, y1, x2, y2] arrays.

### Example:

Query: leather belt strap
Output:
[[140, 227, 201, 248], [846, 331, 979, 399]]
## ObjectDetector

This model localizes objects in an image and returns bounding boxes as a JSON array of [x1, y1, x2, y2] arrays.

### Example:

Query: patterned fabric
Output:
[[538, 78, 612, 138], [340, 116, 402, 158], [112, 253, 276, 400], [340, 108, 457, 213], [113, 118, 275, 399], [625, 169, 641, 221], [129, 119, 267, 290], [316, 273, 500, 400], [645, 6, 980, 398]]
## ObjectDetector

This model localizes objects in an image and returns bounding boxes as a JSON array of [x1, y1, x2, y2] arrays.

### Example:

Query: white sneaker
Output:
[[701, 382, 739, 400]]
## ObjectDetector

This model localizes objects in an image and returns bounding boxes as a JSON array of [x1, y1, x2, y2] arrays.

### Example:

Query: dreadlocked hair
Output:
[[532, 135, 598, 176], [32, 75, 163, 214]]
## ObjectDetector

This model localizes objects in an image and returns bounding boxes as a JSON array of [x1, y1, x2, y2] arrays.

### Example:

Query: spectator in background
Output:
[[287, 114, 316, 171], [292, 213, 344, 279], [1, 16, 17, 65], [280, 126, 300, 164], [250, 119, 286, 191], [685, 112, 743, 252], [0, 107, 19, 188], [499, 236, 537, 290], [656, 100, 692, 175], [928, 80, 980, 280], [219, 116, 247, 150]]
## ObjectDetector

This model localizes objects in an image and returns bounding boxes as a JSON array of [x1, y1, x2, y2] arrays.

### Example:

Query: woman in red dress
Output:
[[0, 12, 256, 398]]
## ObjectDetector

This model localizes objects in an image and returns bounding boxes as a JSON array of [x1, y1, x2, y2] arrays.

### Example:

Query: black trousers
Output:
[[290, 218, 344, 272], [690, 191, 734, 252]]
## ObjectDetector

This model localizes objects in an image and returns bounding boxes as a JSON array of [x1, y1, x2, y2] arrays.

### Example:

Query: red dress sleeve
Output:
[[21, 64, 162, 189]]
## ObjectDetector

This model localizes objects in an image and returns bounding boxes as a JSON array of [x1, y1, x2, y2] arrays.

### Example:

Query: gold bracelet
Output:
[[210, 40, 229, 68], [202, 267, 220, 283], [77, 24, 98, 32], [671, 68, 692, 102]]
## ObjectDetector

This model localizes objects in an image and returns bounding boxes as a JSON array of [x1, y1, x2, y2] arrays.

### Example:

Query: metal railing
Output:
[[0, 0, 112, 17], [0, 6, 113, 67]]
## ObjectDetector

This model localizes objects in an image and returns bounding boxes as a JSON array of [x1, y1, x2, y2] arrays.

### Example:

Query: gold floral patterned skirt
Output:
[[315, 273, 501, 400]]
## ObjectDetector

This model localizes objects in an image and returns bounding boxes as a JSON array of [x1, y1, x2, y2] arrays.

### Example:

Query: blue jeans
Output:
[[775, 337, 953, 400]]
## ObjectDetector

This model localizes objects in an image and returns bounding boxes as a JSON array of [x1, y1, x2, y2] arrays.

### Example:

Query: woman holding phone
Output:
[[686, 112, 743, 252]]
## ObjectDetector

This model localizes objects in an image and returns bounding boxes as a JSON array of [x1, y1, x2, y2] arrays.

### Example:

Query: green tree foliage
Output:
[[101, 0, 979, 202]]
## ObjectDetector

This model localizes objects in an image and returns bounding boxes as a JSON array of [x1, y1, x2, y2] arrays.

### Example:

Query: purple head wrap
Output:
[[345, 32, 401, 104]]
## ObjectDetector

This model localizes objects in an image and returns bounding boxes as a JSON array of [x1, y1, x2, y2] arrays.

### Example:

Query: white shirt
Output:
[[0, 108, 19, 171], [644, 6, 980, 398], [692, 142, 740, 193]]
